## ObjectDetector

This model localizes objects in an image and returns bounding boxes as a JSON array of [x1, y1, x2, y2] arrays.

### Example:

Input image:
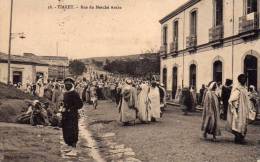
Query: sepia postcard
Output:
[[0, 0, 259, 162]]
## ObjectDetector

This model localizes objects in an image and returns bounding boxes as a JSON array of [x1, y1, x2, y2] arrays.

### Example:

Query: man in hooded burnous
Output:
[[118, 79, 137, 126], [148, 81, 161, 122], [61, 77, 83, 155], [201, 81, 221, 141], [36, 76, 44, 97], [227, 74, 252, 144]]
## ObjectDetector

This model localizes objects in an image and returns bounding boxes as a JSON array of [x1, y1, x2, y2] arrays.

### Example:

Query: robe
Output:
[[137, 83, 151, 122], [90, 86, 98, 103], [175, 88, 182, 102], [62, 90, 83, 146], [227, 85, 251, 136], [119, 84, 137, 123], [201, 90, 221, 136], [248, 90, 259, 115], [83, 85, 91, 103], [36, 78, 44, 97], [158, 86, 167, 107], [52, 89, 62, 112], [190, 89, 197, 111], [221, 85, 232, 120], [180, 88, 193, 112], [148, 87, 161, 119]]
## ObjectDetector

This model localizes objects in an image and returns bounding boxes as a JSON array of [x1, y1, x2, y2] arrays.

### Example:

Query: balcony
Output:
[[209, 25, 223, 46], [170, 41, 178, 56], [239, 12, 258, 38], [186, 35, 197, 52], [159, 45, 167, 58]]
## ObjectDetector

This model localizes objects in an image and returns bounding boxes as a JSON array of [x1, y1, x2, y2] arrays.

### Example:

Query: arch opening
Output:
[[244, 55, 257, 89], [172, 67, 178, 99]]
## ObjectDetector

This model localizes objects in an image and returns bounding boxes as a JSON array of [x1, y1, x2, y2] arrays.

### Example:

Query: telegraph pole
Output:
[[7, 0, 14, 85]]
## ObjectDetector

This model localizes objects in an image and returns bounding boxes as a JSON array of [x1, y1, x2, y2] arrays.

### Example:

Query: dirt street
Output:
[[0, 100, 259, 162], [0, 123, 62, 162], [0, 122, 94, 162], [85, 100, 260, 162]]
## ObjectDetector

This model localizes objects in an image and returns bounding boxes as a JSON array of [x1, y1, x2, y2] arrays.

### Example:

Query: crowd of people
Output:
[[198, 74, 258, 144], [168, 74, 259, 144], [175, 77, 259, 123], [73, 76, 167, 125], [14, 72, 259, 156], [14, 74, 167, 156]]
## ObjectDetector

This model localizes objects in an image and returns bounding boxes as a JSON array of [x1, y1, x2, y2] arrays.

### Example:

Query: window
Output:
[[214, 0, 223, 26], [189, 64, 197, 89], [190, 10, 197, 36], [173, 21, 179, 42], [247, 0, 257, 14], [163, 26, 168, 46], [213, 61, 223, 84]]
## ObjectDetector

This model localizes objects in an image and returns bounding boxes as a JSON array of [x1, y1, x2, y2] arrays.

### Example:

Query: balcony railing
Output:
[[209, 25, 223, 43], [186, 35, 197, 51], [170, 41, 178, 55], [159, 45, 167, 58], [239, 12, 258, 37]]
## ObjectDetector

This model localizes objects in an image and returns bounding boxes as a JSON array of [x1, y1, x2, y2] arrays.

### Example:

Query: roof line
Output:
[[0, 60, 48, 66], [159, 0, 201, 24]]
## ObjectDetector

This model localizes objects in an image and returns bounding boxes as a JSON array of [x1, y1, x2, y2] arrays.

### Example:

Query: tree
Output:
[[105, 58, 110, 65], [69, 60, 86, 77]]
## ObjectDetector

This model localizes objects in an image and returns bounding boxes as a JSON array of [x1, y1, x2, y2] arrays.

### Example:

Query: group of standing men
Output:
[[201, 74, 258, 144], [71, 76, 167, 126], [19, 72, 258, 157], [118, 79, 166, 126]]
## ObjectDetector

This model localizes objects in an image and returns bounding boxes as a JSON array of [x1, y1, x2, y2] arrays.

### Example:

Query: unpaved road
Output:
[[85, 100, 260, 162], [0, 123, 62, 162], [0, 100, 259, 162], [0, 119, 95, 162]]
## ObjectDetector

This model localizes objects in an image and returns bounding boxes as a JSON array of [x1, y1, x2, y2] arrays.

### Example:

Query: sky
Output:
[[0, 0, 187, 59]]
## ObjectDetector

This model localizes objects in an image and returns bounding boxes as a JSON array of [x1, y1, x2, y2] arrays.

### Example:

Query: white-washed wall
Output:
[[160, 0, 260, 94]]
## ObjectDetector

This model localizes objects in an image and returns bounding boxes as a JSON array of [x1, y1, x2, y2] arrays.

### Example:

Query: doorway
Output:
[[162, 68, 167, 89], [172, 67, 178, 99], [213, 60, 223, 84], [13, 71, 22, 85], [189, 64, 197, 90], [244, 55, 257, 89]]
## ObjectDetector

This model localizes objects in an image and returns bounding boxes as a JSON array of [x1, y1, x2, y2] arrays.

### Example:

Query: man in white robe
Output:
[[148, 81, 161, 122], [227, 74, 252, 144], [137, 82, 151, 122], [119, 79, 137, 126], [36, 76, 44, 97]]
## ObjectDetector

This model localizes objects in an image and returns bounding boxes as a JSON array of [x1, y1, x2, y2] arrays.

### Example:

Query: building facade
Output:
[[39, 55, 69, 81], [159, 0, 260, 99], [0, 53, 48, 85], [23, 53, 69, 81]]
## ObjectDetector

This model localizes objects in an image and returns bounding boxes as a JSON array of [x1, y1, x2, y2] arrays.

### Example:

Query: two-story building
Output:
[[159, 0, 260, 99]]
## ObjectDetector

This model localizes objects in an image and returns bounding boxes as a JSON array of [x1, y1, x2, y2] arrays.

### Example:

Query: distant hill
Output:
[[78, 53, 160, 77], [79, 53, 159, 64]]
